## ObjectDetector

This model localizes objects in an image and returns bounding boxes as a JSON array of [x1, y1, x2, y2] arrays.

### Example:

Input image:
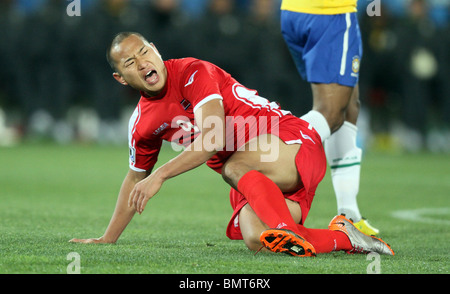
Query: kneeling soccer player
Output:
[[70, 32, 394, 257]]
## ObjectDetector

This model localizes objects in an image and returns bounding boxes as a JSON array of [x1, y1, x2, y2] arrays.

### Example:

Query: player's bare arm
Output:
[[128, 99, 226, 214], [69, 168, 148, 244]]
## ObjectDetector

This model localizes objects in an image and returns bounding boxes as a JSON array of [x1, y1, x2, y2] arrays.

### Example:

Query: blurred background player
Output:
[[280, 0, 379, 235]]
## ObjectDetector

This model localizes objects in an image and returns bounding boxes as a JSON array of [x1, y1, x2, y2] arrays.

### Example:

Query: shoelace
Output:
[[254, 246, 265, 255]]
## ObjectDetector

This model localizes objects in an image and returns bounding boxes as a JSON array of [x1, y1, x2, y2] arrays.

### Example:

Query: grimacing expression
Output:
[[111, 34, 167, 96]]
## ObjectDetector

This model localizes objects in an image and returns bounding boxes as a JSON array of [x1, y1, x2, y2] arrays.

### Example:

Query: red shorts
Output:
[[224, 115, 327, 240]]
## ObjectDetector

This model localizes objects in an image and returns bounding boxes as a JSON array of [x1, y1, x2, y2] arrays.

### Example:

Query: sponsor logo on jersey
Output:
[[300, 130, 315, 144], [184, 70, 198, 87], [153, 122, 169, 135]]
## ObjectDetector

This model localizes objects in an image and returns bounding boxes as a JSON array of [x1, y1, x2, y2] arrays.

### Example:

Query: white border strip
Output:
[[193, 94, 223, 112], [340, 13, 351, 76]]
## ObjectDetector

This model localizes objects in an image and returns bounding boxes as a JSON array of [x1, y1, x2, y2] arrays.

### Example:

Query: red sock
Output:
[[297, 227, 352, 253], [237, 170, 299, 231], [237, 170, 352, 253]]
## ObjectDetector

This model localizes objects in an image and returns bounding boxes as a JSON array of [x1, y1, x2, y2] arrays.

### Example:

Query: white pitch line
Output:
[[391, 207, 450, 225]]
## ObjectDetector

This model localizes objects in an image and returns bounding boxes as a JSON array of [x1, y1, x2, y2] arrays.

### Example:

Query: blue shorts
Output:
[[281, 10, 362, 87]]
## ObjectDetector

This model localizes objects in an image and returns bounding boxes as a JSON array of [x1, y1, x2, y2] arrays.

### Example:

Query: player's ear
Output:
[[113, 72, 128, 86]]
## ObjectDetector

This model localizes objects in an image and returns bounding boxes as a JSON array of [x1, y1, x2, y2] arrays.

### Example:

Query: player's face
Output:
[[111, 35, 167, 96]]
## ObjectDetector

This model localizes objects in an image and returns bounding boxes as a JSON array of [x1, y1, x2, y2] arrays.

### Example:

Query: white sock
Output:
[[325, 121, 362, 222], [301, 110, 331, 142]]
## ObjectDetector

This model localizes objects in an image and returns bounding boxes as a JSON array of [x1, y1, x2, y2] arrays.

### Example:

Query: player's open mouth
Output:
[[145, 70, 159, 85]]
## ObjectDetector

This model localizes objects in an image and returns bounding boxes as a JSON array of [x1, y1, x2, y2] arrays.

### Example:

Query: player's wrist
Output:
[[152, 166, 170, 182], [100, 235, 117, 244]]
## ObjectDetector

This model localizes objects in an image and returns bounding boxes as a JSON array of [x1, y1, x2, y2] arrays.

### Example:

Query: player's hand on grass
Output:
[[69, 237, 111, 244], [128, 172, 164, 214]]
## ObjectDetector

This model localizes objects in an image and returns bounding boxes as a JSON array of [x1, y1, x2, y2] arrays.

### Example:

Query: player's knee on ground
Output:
[[238, 204, 268, 251], [243, 234, 264, 251]]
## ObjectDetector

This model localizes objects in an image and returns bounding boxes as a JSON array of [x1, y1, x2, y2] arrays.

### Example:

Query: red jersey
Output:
[[128, 58, 292, 173]]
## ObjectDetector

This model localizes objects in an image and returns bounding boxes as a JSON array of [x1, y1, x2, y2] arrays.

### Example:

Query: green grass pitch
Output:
[[0, 142, 449, 274]]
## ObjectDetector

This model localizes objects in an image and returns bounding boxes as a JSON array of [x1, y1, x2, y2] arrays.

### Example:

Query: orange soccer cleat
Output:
[[259, 229, 316, 257]]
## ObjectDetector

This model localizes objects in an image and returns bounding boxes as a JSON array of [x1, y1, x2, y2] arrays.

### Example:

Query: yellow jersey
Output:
[[281, 0, 357, 15]]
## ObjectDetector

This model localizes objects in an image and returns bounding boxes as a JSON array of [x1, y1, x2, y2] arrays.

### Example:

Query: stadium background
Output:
[[0, 0, 449, 275], [0, 0, 448, 153]]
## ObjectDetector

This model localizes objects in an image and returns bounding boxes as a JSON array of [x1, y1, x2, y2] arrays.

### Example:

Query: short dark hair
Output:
[[106, 32, 146, 72]]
